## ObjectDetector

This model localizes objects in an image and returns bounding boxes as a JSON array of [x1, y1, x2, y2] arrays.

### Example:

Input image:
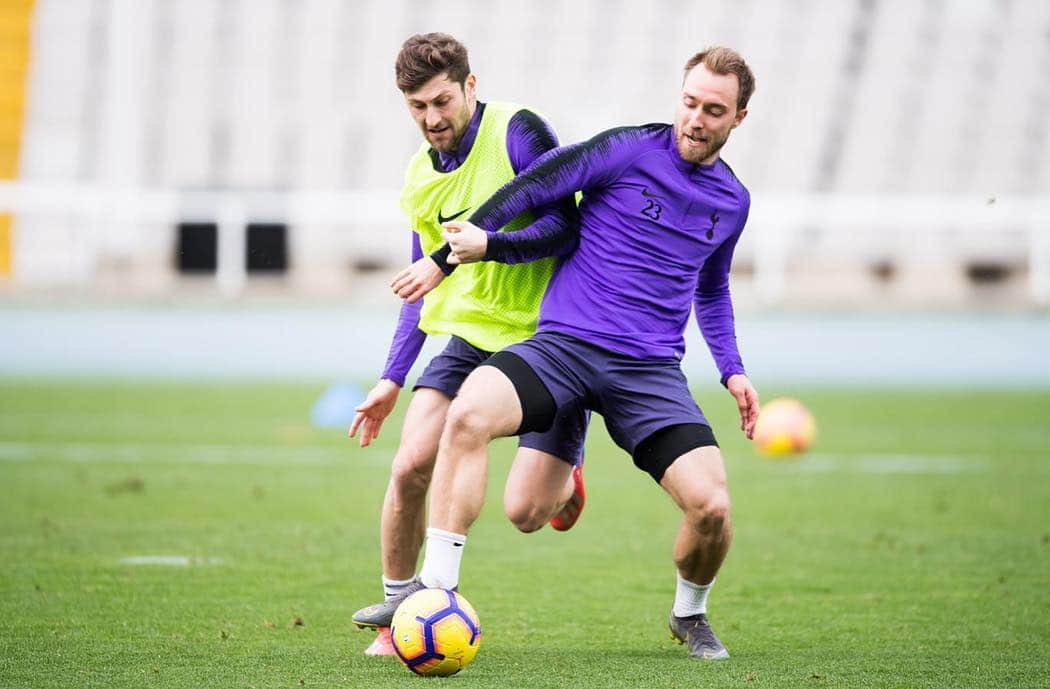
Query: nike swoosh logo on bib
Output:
[[437, 207, 471, 224]]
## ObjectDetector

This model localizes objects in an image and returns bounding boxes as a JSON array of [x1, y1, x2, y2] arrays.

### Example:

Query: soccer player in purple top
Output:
[[348, 33, 587, 656], [399, 47, 760, 660]]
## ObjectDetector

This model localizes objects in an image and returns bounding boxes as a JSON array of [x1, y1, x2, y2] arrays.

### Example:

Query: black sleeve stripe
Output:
[[474, 123, 666, 224]]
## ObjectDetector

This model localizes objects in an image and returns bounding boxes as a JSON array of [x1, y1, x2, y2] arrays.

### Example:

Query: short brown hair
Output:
[[395, 33, 471, 93], [683, 47, 755, 111]]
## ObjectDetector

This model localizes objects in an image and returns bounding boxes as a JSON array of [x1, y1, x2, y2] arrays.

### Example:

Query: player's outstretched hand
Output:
[[391, 256, 444, 303], [726, 374, 760, 440], [442, 221, 488, 265], [348, 379, 401, 447]]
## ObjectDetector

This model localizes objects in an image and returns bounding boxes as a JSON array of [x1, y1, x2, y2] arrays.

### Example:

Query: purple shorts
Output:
[[414, 336, 586, 465], [503, 330, 710, 457]]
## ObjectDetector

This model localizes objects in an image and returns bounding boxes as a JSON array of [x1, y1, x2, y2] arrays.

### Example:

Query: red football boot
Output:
[[363, 627, 395, 656], [549, 463, 586, 531]]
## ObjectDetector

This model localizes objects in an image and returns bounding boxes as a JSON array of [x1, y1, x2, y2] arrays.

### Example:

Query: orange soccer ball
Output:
[[752, 398, 816, 457]]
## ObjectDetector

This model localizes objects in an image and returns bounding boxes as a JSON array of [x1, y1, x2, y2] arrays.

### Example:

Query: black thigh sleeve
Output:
[[481, 351, 558, 435], [633, 423, 719, 483]]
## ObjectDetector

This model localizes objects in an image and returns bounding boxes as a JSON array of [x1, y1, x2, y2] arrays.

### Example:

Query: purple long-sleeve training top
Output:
[[380, 103, 573, 385], [470, 123, 749, 385]]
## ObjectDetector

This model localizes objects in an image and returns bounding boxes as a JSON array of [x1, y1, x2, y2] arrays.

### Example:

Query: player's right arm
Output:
[[693, 194, 759, 438], [469, 126, 652, 250], [420, 109, 581, 273], [439, 126, 654, 267], [405, 126, 655, 295], [349, 234, 428, 447]]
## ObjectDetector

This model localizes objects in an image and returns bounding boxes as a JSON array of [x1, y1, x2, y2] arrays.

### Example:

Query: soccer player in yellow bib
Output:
[[348, 33, 587, 656]]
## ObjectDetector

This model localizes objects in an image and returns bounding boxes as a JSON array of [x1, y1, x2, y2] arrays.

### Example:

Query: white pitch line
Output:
[[0, 440, 389, 466], [120, 555, 225, 566], [783, 453, 990, 474], [0, 442, 1028, 475]]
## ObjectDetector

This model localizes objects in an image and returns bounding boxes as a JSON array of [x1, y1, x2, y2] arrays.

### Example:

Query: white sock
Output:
[[382, 575, 417, 602], [419, 527, 467, 589], [673, 574, 714, 617]]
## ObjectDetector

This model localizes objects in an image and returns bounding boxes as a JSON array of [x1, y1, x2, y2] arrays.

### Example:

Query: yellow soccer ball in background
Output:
[[752, 398, 817, 457], [390, 588, 481, 677]]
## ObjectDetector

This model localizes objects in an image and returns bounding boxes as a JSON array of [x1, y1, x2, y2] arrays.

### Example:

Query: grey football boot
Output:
[[669, 612, 730, 659], [352, 579, 425, 629]]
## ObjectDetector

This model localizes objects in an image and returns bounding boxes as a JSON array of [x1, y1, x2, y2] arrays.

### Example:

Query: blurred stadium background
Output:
[[1, 0, 1049, 381], [3, 4, 1050, 687]]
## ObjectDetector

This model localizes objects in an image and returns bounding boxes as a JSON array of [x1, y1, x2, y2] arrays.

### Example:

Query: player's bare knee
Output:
[[444, 397, 495, 448], [389, 450, 433, 498], [685, 489, 731, 534], [503, 497, 547, 533]]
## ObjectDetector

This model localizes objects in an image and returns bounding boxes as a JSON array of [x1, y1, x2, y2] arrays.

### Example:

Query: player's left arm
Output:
[[360, 235, 428, 440], [694, 198, 759, 438]]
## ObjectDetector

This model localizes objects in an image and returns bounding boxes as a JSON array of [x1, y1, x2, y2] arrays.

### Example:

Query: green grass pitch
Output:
[[1, 381, 1048, 688]]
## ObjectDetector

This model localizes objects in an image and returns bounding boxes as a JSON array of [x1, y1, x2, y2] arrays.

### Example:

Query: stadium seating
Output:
[[3, 0, 1048, 306]]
